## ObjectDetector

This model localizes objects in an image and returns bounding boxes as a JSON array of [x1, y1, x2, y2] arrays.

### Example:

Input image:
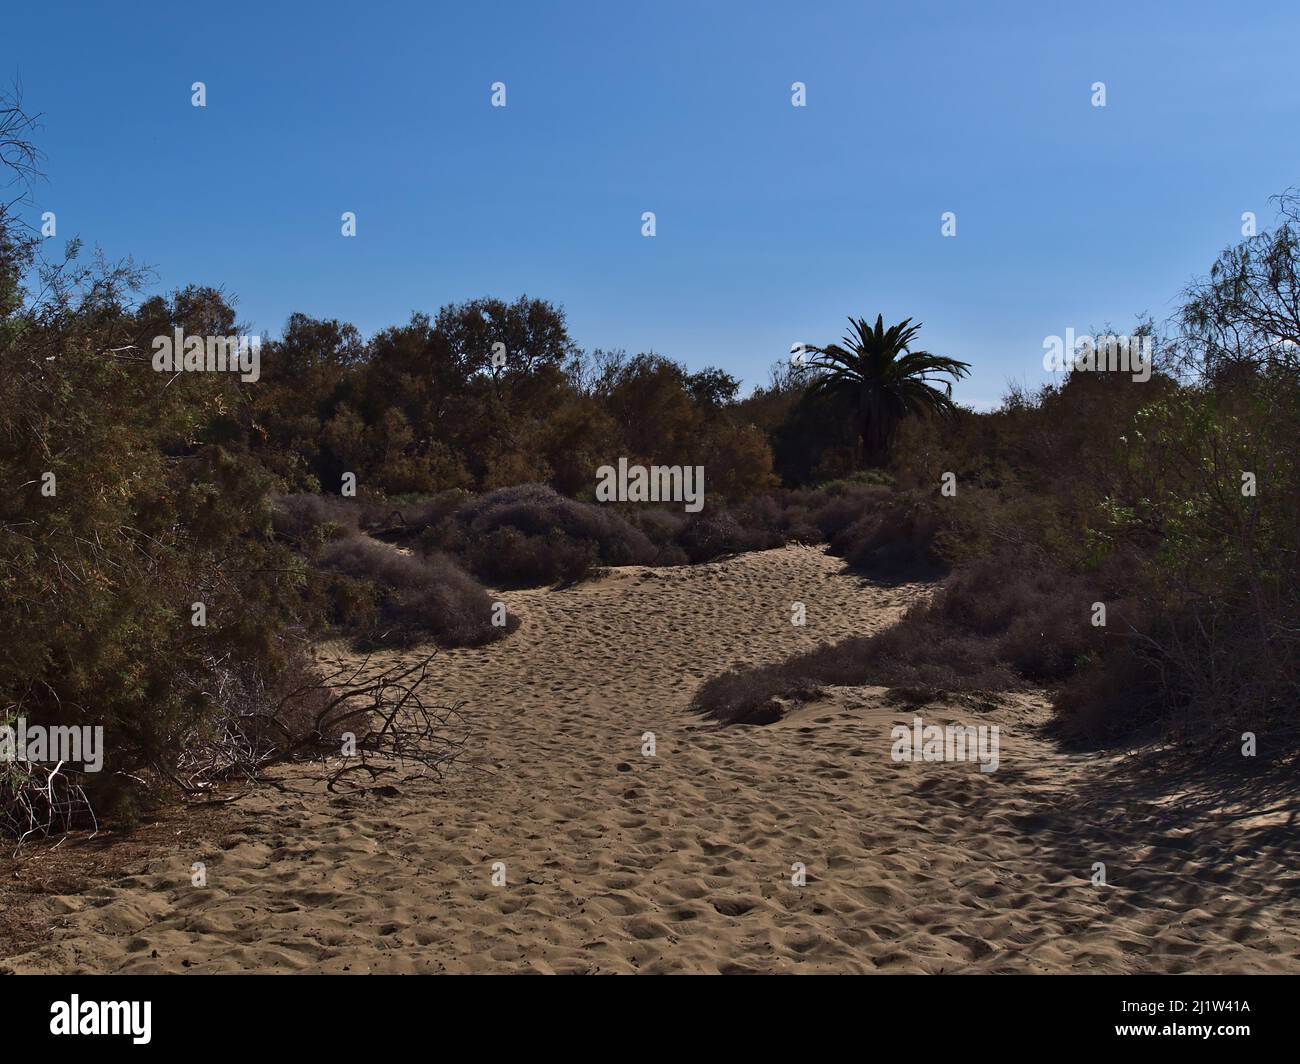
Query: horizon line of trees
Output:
[[136, 291, 979, 504]]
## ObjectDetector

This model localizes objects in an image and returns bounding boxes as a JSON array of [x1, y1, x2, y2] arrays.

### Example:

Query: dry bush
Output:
[[692, 604, 1021, 727], [393, 490, 472, 535], [272, 493, 375, 541], [178, 644, 469, 794], [319, 534, 514, 647], [692, 545, 1123, 726], [622, 495, 819, 565], [175, 640, 347, 786], [731, 494, 822, 545], [431, 483, 658, 585], [621, 505, 686, 547], [828, 490, 950, 577], [378, 482, 903, 584], [455, 483, 655, 557], [675, 509, 772, 563], [463, 527, 601, 586], [0, 759, 97, 845], [803, 483, 895, 540]]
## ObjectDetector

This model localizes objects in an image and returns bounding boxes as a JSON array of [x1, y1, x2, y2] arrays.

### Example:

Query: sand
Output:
[[4, 544, 1299, 974]]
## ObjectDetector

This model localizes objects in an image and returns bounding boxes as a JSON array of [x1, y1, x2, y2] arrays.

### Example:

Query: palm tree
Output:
[[801, 314, 970, 466]]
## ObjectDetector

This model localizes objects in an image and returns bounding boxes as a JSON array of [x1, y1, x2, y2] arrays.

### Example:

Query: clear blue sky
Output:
[[6, 0, 1298, 407]]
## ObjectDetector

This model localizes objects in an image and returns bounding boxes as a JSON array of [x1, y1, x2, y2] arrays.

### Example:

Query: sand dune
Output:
[[4, 544, 1299, 974]]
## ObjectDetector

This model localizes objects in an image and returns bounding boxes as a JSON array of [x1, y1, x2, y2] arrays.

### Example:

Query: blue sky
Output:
[[5, 0, 1298, 407]]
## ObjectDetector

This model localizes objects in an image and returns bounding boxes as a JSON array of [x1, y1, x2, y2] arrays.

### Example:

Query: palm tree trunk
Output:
[[859, 410, 889, 468]]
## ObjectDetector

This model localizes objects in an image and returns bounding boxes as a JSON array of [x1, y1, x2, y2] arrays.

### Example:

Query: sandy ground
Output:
[[4, 544, 1300, 974]]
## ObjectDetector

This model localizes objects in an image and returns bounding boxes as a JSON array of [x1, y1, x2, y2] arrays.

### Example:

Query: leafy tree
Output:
[[434, 295, 576, 380], [1178, 189, 1300, 380], [686, 367, 740, 413], [595, 353, 699, 463]]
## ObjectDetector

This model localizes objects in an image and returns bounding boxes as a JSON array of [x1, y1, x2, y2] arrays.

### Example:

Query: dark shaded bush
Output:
[[676, 509, 773, 563], [272, 492, 377, 542], [804, 483, 893, 540], [621, 505, 686, 548], [424, 483, 658, 585], [828, 491, 950, 577], [651, 542, 691, 567], [0, 246, 314, 828], [692, 605, 1021, 727], [692, 546, 1122, 725], [394, 490, 472, 535], [463, 527, 600, 586], [1051, 644, 1163, 745], [926, 551, 1119, 684], [455, 483, 654, 555], [319, 534, 514, 647]]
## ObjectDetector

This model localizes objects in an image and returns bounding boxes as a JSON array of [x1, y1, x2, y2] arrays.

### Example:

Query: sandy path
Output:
[[5, 545, 1300, 973]]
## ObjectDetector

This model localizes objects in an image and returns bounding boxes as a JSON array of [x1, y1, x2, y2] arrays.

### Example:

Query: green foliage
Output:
[[0, 218, 308, 825], [244, 320, 781, 506], [1086, 377, 1300, 737]]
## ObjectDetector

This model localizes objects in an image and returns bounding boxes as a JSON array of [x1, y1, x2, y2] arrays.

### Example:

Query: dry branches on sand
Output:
[[3, 650, 467, 844], [181, 650, 469, 795]]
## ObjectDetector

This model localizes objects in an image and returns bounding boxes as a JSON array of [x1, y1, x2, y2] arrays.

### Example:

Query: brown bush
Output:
[[272, 493, 378, 541], [463, 526, 601, 586], [828, 491, 950, 577], [319, 534, 515, 647], [692, 600, 1021, 727], [692, 545, 1124, 726], [427, 483, 658, 585]]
